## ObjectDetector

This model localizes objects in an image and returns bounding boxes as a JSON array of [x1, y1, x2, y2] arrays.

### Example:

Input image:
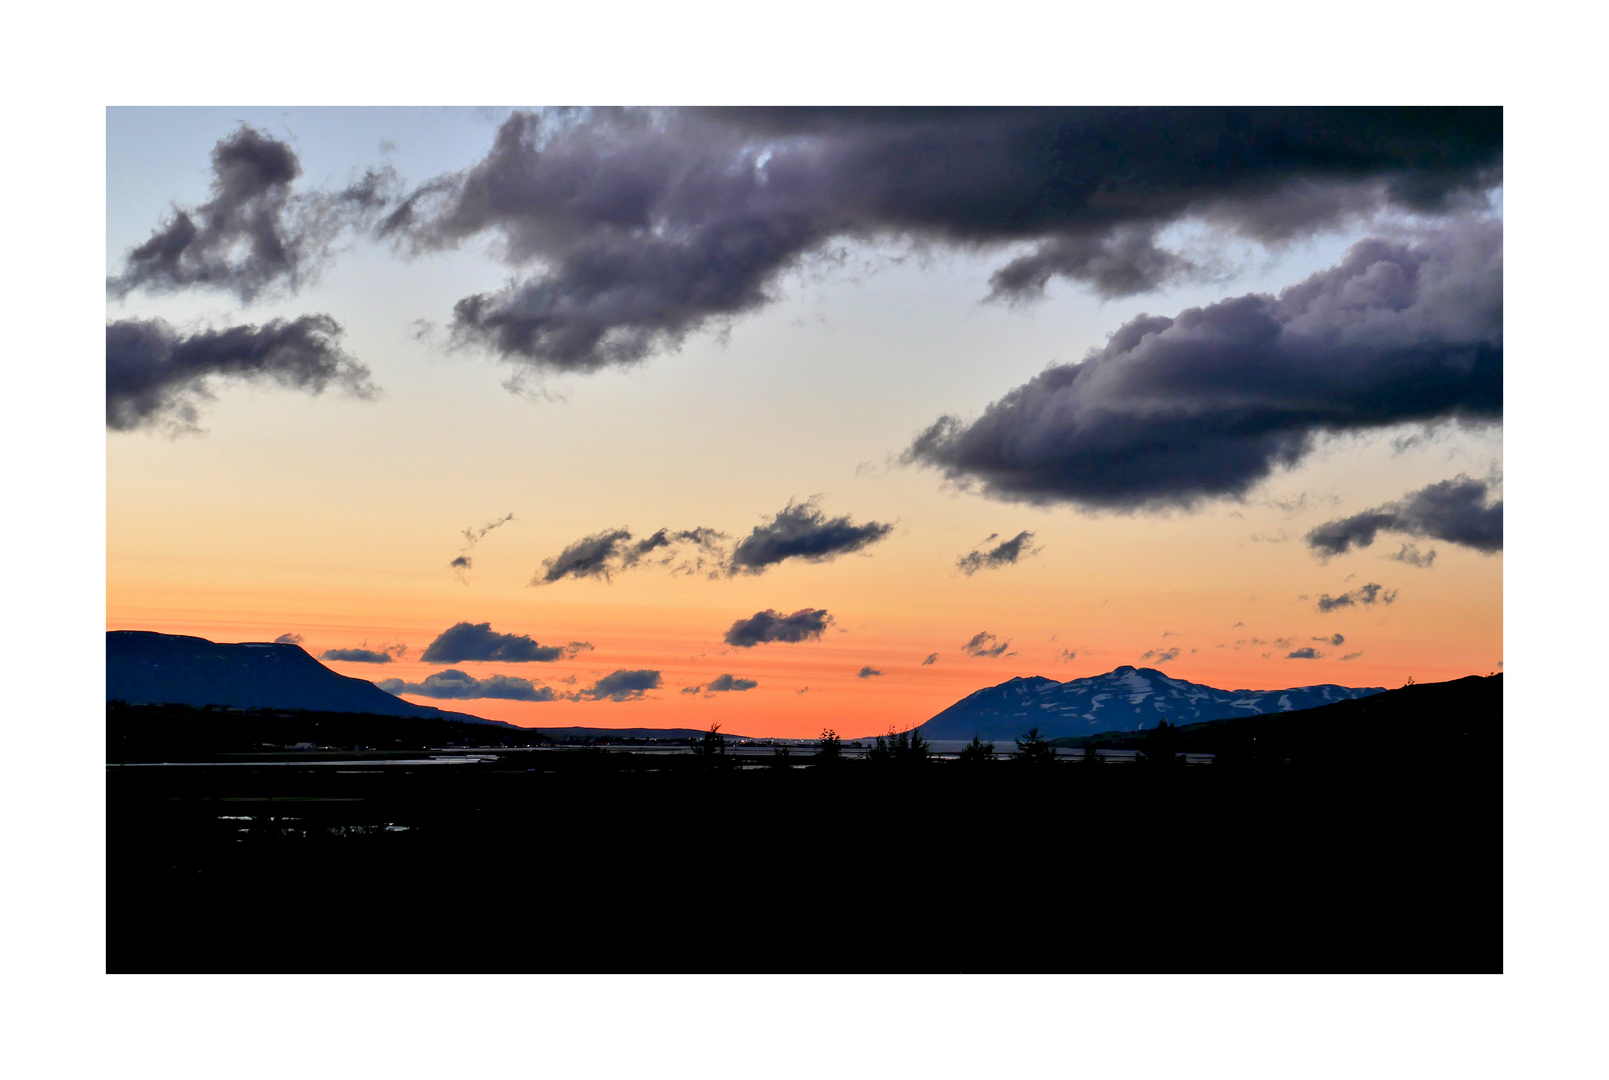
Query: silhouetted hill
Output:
[[106, 630, 511, 727], [1052, 672, 1501, 767], [918, 665, 1385, 741]]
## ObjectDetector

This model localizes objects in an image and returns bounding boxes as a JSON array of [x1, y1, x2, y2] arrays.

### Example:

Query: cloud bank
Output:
[[420, 621, 592, 663], [374, 108, 1499, 373], [729, 498, 893, 573], [378, 669, 556, 701], [903, 218, 1501, 511], [703, 674, 757, 693], [1306, 474, 1502, 557], [723, 608, 833, 648], [573, 669, 662, 702], [1314, 583, 1398, 613], [961, 631, 1013, 658], [108, 124, 393, 303], [532, 526, 726, 584], [320, 644, 406, 664], [107, 315, 374, 433], [956, 531, 1039, 575]]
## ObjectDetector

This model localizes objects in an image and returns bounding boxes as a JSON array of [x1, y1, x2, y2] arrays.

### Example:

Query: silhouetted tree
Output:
[[958, 735, 996, 764], [815, 728, 843, 765], [1136, 719, 1185, 769], [1013, 727, 1057, 766], [1081, 745, 1102, 768], [769, 744, 792, 769], [870, 726, 933, 766], [693, 723, 726, 768]]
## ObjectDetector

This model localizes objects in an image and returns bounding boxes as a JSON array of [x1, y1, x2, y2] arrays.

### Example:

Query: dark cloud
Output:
[[319, 643, 405, 664], [724, 608, 833, 648], [903, 218, 1501, 511], [107, 315, 375, 433], [377, 669, 555, 702], [420, 621, 592, 663], [680, 685, 702, 695], [1389, 543, 1439, 568], [108, 124, 396, 303], [704, 674, 758, 693], [1286, 647, 1324, 659], [1340, 651, 1364, 661], [1306, 475, 1501, 557], [463, 512, 515, 546], [1314, 583, 1398, 613], [1313, 633, 1346, 647], [857, 666, 883, 678], [574, 669, 662, 702], [921, 652, 939, 666], [380, 108, 1498, 373], [1141, 647, 1181, 664], [532, 525, 728, 584], [955, 530, 1039, 575], [534, 527, 634, 584], [728, 497, 893, 573], [961, 631, 1013, 659], [273, 633, 303, 645], [1057, 648, 1078, 662]]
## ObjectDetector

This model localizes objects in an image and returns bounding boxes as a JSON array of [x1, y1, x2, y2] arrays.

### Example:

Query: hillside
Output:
[[1051, 672, 1501, 767], [917, 665, 1386, 741], [106, 630, 509, 727]]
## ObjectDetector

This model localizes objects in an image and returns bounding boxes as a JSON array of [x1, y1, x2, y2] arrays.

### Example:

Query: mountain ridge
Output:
[[106, 630, 514, 728], [915, 664, 1387, 741]]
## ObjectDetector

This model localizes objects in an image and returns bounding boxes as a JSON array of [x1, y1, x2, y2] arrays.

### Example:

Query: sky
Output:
[[105, 107, 1503, 737]]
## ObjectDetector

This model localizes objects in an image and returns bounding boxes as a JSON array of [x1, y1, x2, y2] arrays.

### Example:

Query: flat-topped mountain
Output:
[[106, 630, 511, 727], [916, 665, 1386, 742]]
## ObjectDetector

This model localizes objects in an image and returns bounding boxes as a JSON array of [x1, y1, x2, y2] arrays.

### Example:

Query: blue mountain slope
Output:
[[917, 666, 1386, 741], [106, 631, 512, 727]]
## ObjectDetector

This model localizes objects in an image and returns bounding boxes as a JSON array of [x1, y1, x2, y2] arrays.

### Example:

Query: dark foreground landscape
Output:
[[108, 675, 1500, 974]]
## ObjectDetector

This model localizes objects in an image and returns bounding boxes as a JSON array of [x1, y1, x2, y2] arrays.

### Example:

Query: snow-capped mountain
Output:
[[916, 666, 1386, 741]]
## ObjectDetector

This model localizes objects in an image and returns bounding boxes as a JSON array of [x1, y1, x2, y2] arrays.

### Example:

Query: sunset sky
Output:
[[105, 107, 1503, 737]]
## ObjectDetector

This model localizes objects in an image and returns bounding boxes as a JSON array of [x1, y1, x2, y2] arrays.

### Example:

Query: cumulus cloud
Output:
[[724, 608, 833, 648], [729, 497, 893, 573], [903, 218, 1502, 511], [108, 124, 395, 303], [955, 530, 1039, 575], [961, 632, 1013, 658], [378, 108, 1498, 373], [1314, 583, 1398, 613], [420, 621, 592, 663], [857, 666, 883, 678], [532, 525, 727, 584], [704, 674, 758, 693], [1141, 647, 1181, 664], [921, 652, 939, 666], [1314, 633, 1346, 647], [573, 669, 662, 702], [107, 315, 375, 433], [1306, 475, 1501, 557], [1286, 647, 1324, 659], [274, 633, 304, 645], [377, 669, 556, 702], [320, 643, 406, 664]]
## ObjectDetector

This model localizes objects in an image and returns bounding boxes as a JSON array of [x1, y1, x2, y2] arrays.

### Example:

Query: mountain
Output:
[[916, 665, 1386, 741], [106, 630, 513, 727]]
